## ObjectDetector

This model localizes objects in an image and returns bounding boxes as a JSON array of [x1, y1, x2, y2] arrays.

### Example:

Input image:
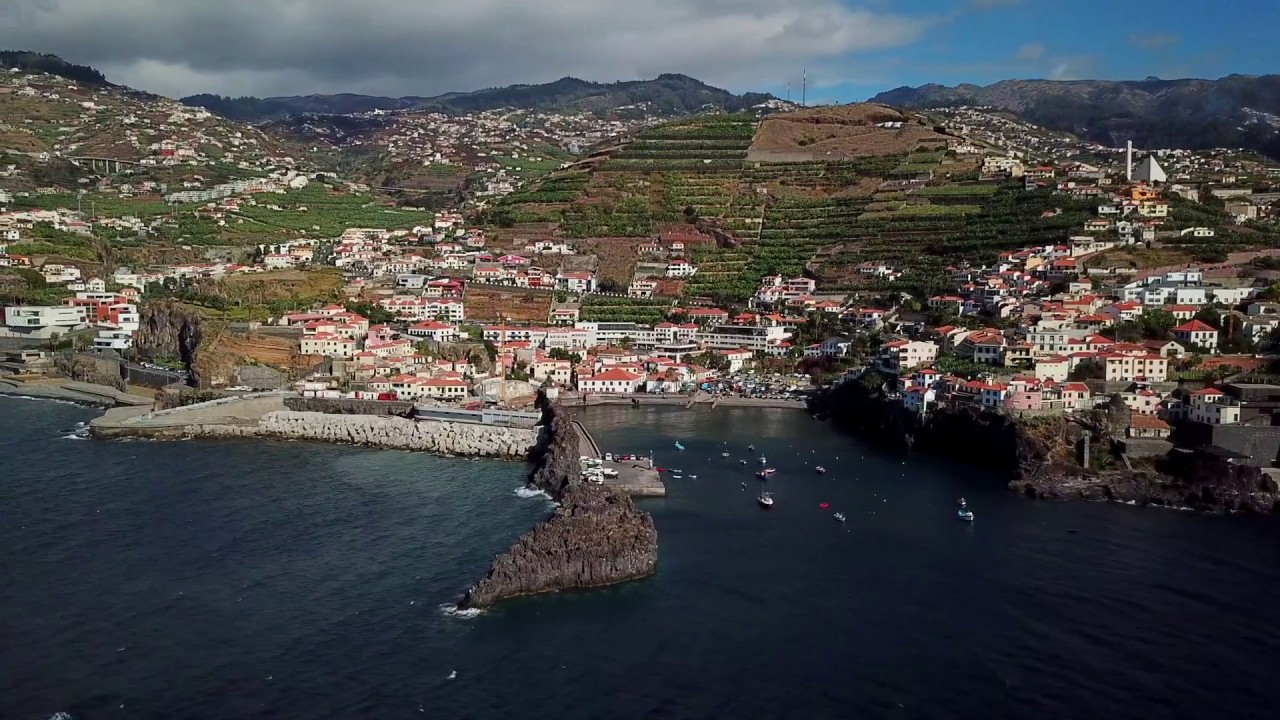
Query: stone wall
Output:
[[283, 397, 415, 416], [239, 410, 538, 458]]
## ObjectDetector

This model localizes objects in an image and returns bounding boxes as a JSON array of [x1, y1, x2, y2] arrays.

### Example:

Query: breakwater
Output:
[[460, 400, 658, 609], [811, 373, 1279, 514], [91, 396, 538, 460]]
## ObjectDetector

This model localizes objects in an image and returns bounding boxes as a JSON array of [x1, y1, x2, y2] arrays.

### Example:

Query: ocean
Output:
[[2, 397, 1279, 719]]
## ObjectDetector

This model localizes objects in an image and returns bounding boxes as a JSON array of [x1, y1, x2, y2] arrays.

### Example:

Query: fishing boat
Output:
[[758, 456, 767, 465], [757, 491, 774, 508], [748, 444, 755, 451], [674, 441, 685, 450], [958, 508, 975, 522], [721, 452, 730, 458], [689, 474, 698, 479], [815, 466, 827, 474], [739, 459, 748, 465], [756, 468, 777, 480], [957, 497, 967, 506], [834, 512, 846, 522]]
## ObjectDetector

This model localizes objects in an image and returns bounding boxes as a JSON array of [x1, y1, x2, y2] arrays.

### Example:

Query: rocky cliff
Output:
[[133, 301, 205, 385], [811, 372, 1280, 514], [460, 400, 658, 609]]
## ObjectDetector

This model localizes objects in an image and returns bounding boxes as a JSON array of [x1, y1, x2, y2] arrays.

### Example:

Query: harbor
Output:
[[572, 418, 667, 498]]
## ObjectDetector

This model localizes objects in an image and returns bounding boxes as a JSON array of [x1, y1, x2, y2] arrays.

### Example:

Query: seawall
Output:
[[459, 399, 658, 609], [90, 395, 538, 459]]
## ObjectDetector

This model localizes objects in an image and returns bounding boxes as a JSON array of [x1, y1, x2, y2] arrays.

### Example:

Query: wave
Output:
[[514, 486, 552, 500], [0, 393, 86, 408], [438, 603, 482, 619], [60, 433, 89, 440]]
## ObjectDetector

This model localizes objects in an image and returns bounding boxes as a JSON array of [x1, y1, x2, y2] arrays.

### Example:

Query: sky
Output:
[[0, 0, 1275, 101]]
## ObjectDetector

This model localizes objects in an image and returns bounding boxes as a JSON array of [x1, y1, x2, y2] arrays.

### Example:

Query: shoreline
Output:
[[0, 377, 153, 409], [571, 394, 808, 410]]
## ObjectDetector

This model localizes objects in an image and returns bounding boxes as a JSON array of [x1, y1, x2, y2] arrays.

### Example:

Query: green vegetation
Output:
[[579, 296, 671, 324]]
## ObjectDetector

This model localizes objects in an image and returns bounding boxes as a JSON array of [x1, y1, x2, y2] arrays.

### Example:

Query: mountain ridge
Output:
[[869, 75, 1280, 159], [181, 74, 777, 123]]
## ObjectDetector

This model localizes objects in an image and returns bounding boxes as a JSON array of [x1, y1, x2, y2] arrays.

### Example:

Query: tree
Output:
[[620, 335, 634, 349], [548, 347, 582, 364], [1138, 309, 1177, 339], [1069, 358, 1105, 381], [343, 301, 396, 325], [598, 278, 622, 294], [1193, 307, 1222, 330]]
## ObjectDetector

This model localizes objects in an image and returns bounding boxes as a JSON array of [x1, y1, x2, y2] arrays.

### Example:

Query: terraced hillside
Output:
[[480, 105, 1103, 303]]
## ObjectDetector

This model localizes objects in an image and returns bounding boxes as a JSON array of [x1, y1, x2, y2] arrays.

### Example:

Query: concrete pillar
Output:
[[1082, 433, 1091, 469]]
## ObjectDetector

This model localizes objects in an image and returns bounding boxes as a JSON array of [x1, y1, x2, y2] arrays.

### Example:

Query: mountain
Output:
[[870, 75, 1280, 159], [0, 50, 110, 87], [181, 74, 776, 122]]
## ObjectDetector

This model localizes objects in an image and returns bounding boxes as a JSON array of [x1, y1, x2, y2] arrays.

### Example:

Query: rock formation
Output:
[[459, 400, 658, 609], [810, 371, 1280, 514], [133, 301, 204, 385]]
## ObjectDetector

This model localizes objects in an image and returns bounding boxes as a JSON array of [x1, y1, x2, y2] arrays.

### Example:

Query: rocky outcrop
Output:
[[1015, 459, 1280, 514], [134, 301, 204, 385], [459, 399, 659, 610], [811, 372, 1279, 515]]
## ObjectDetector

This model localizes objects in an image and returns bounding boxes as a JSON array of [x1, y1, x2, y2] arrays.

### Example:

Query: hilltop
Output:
[[182, 74, 778, 123], [870, 75, 1280, 160]]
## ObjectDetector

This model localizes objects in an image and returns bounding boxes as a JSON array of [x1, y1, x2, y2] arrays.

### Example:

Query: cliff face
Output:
[[811, 373, 1280, 514], [133, 301, 205, 385], [460, 400, 659, 609]]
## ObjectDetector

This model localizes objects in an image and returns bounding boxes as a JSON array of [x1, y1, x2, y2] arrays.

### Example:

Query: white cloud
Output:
[[1014, 43, 1045, 61], [0, 0, 941, 98]]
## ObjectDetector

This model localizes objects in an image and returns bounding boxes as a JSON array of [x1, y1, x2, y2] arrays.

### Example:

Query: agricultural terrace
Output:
[[579, 295, 673, 325]]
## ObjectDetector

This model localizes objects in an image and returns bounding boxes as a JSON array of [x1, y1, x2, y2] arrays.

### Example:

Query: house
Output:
[[879, 340, 939, 372], [1187, 388, 1241, 425], [902, 385, 937, 414], [666, 259, 697, 278], [421, 378, 470, 400], [1172, 319, 1219, 352], [405, 320, 459, 342], [299, 333, 357, 358], [556, 271, 596, 293], [1034, 355, 1070, 382], [1127, 413, 1172, 439], [577, 368, 643, 395]]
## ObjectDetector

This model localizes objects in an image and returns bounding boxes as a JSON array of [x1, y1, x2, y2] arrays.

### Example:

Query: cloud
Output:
[[1130, 33, 1180, 50], [0, 0, 941, 98], [1014, 43, 1045, 61]]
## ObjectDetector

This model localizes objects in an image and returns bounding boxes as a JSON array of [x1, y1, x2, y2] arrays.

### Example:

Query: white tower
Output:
[[1126, 140, 1133, 182]]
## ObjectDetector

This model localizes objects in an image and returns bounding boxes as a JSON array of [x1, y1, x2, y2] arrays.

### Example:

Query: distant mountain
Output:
[[182, 74, 776, 122], [870, 75, 1280, 159]]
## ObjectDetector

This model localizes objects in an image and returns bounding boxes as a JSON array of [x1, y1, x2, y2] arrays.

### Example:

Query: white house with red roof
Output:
[[576, 368, 643, 394], [405, 320, 460, 342], [666, 259, 697, 278], [555, 271, 596, 293], [1188, 387, 1240, 425], [1172, 319, 1219, 352]]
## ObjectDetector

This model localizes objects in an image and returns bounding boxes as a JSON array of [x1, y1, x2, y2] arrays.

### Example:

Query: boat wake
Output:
[[438, 603, 483, 620], [514, 486, 552, 500]]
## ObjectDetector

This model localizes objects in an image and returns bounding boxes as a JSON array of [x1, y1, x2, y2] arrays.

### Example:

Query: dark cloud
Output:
[[0, 0, 939, 98]]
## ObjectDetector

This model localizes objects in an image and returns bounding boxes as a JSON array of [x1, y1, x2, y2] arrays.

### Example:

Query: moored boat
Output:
[[958, 508, 975, 522], [834, 512, 846, 522], [757, 491, 774, 508], [815, 466, 827, 474]]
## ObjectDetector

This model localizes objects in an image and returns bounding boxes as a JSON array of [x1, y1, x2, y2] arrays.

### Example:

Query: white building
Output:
[[1188, 388, 1240, 425], [1132, 155, 1167, 184], [3, 305, 88, 339], [577, 368, 644, 394], [697, 324, 791, 354]]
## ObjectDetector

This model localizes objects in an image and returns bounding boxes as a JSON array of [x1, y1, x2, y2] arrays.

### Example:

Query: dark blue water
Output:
[[3, 398, 1279, 719]]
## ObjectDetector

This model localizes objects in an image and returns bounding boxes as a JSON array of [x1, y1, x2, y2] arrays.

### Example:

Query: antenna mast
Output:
[[802, 68, 807, 107]]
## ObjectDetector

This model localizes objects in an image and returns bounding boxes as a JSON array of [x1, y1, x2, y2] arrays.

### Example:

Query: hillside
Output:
[[0, 62, 304, 193], [870, 75, 1280, 159], [475, 105, 1099, 305], [182, 74, 778, 123]]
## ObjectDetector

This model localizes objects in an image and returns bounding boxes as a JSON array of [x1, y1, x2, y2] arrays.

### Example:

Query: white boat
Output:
[[958, 508, 975, 522], [721, 452, 730, 458], [674, 442, 685, 450], [815, 466, 827, 474], [689, 474, 698, 479], [757, 491, 774, 508], [758, 456, 767, 465], [834, 512, 846, 522]]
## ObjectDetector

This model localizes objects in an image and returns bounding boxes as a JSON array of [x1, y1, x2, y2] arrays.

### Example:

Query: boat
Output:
[[748, 444, 755, 451], [957, 497, 967, 506], [757, 491, 774, 508], [721, 452, 730, 458], [758, 456, 767, 465], [815, 466, 827, 474], [834, 512, 846, 522], [739, 459, 747, 465], [689, 474, 698, 479], [674, 442, 685, 450], [958, 508, 975, 522]]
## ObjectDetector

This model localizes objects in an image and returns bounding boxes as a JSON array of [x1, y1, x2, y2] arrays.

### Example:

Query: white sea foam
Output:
[[1, 394, 84, 407], [60, 433, 89, 440], [439, 603, 482, 619], [514, 486, 551, 500]]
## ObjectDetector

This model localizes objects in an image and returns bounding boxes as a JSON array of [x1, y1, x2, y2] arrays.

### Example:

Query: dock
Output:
[[572, 419, 666, 498]]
